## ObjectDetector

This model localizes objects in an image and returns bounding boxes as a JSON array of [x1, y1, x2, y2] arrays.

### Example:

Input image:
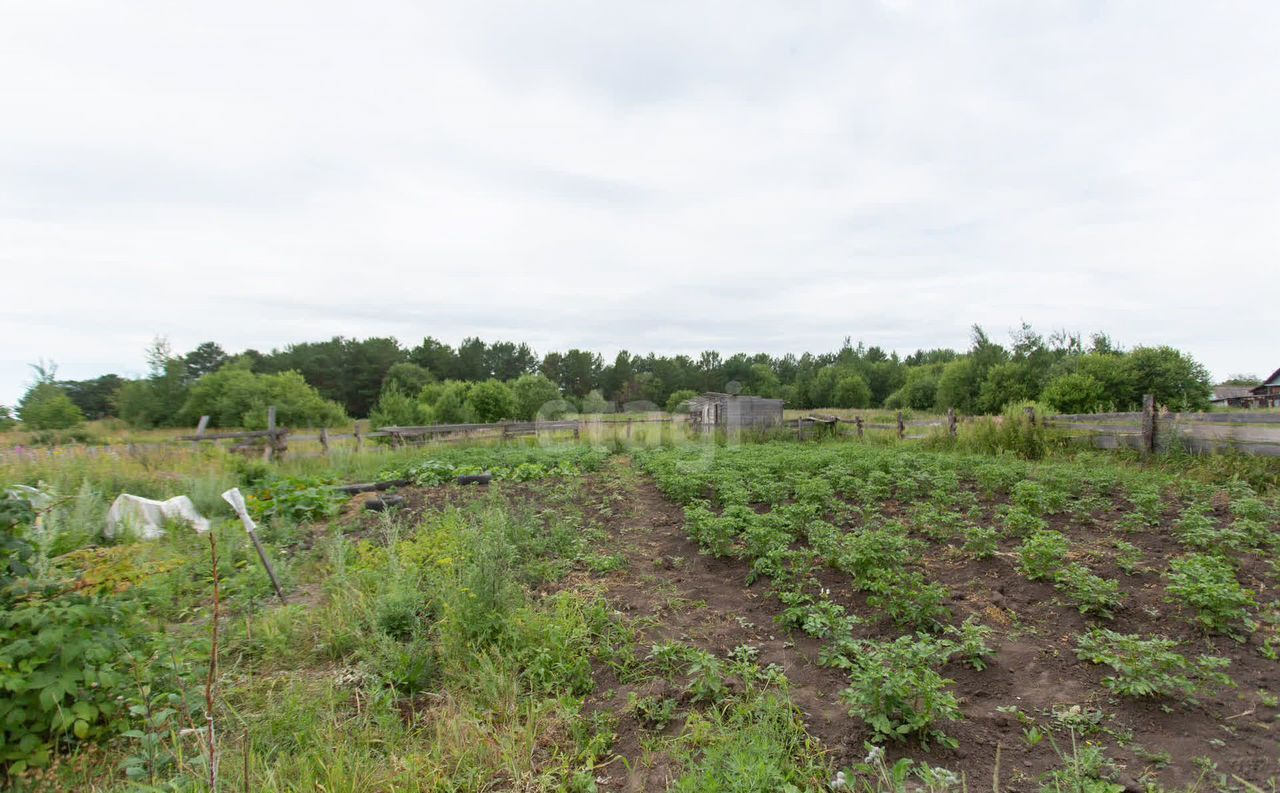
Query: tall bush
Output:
[[467, 380, 517, 423], [16, 384, 83, 430]]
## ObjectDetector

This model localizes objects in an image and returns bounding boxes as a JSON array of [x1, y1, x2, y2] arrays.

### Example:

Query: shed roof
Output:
[[1212, 385, 1254, 401]]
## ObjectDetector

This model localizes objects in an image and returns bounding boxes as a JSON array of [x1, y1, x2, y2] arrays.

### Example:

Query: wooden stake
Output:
[[1141, 394, 1156, 456], [896, 412, 905, 440]]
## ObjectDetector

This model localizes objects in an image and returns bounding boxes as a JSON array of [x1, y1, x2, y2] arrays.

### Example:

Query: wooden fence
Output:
[[794, 409, 958, 441], [1045, 397, 1280, 458], [7, 400, 1280, 464]]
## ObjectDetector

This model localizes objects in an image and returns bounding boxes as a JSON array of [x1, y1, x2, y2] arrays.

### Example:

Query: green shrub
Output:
[[178, 367, 347, 429], [511, 374, 563, 420], [1165, 554, 1257, 636], [466, 379, 517, 423], [1018, 531, 1070, 582], [16, 383, 83, 430], [1075, 628, 1232, 700], [0, 489, 195, 775], [369, 384, 427, 429], [664, 389, 699, 414], [1042, 373, 1107, 414]]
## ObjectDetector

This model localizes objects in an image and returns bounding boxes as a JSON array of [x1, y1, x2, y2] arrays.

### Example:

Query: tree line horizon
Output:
[[6, 324, 1254, 433]]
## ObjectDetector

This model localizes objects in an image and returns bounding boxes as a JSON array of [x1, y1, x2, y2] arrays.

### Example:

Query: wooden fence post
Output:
[[354, 420, 364, 453], [1141, 394, 1156, 456], [947, 408, 957, 438], [193, 416, 209, 450], [319, 427, 329, 455], [1024, 406, 1037, 427], [896, 412, 905, 440], [266, 405, 287, 461], [626, 418, 633, 440], [855, 416, 864, 439]]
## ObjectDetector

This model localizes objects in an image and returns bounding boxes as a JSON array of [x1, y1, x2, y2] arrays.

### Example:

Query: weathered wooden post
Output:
[[1141, 394, 1156, 456], [896, 411, 905, 440], [319, 427, 329, 455], [626, 418, 633, 440], [798, 418, 807, 441], [265, 406, 287, 461], [947, 408, 957, 438], [193, 415, 210, 450], [573, 421, 580, 441], [1023, 406, 1036, 426], [354, 420, 365, 453], [855, 416, 864, 439]]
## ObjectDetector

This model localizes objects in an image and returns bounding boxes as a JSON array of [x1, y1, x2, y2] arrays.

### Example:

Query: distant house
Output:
[[1251, 368, 1280, 408], [687, 393, 784, 430], [1211, 385, 1257, 408]]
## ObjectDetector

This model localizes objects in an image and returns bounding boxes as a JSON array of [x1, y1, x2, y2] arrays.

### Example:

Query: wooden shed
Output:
[[687, 393, 784, 430], [1251, 368, 1280, 408]]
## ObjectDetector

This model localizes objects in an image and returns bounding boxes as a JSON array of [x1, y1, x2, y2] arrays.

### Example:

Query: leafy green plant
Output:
[[1075, 628, 1232, 700], [1001, 506, 1049, 536], [1112, 540, 1143, 575], [247, 475, 345, 523], [1038, 731, 1124, 793], [843, 743, 964, 792], [627, 693, 679, 731], [866, 571, 951, 631], [685, 650, 727, 704], [0, 592, 141, 772], [1166, 554, 1257, 636], [944, 617, 995, 670], [827, 635, 960, 749], [961, 525, 998, 560], [1055, 563, 1124, 619], [776, 590, 855, 639], [1018, 531, 1070, 582]]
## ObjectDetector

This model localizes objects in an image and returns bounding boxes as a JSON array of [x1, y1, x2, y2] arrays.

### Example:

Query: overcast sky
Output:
[[2, 1, 1278, 404]]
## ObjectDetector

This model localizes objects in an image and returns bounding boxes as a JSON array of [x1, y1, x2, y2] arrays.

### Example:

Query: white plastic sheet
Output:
[[105, 494, 210, 539]]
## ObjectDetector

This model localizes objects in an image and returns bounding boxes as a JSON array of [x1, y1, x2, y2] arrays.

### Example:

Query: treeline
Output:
[[7, 324, 1215, 432]]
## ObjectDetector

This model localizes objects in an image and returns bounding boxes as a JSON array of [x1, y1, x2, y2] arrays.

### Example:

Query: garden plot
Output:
[[636, 442, 1280, 790], [4, 440, 1279, 791]]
